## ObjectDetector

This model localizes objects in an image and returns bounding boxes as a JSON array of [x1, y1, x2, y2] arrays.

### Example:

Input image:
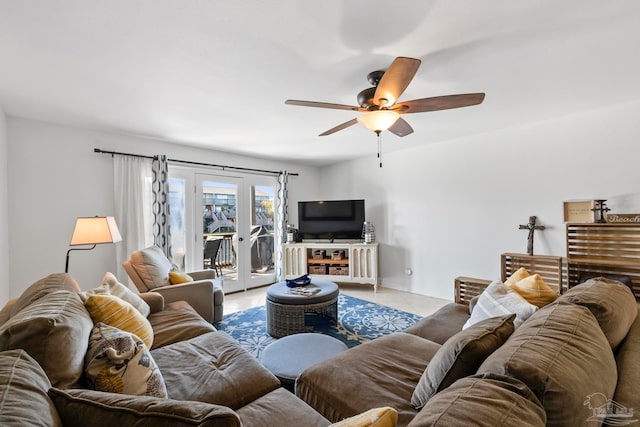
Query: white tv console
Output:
[[282, 242, 378, 290]]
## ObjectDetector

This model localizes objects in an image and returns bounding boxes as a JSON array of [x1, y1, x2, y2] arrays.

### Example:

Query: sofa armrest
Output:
[[48, 388, 242, 427], [152, 280, 215, 323], [613, 302, 640, 417], [188, 270, 216, 281], [404, 303, 470, 345], [138, 292, 164, 314]]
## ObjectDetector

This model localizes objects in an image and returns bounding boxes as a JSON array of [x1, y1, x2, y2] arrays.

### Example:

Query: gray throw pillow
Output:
[[411, 313, 515, 410]]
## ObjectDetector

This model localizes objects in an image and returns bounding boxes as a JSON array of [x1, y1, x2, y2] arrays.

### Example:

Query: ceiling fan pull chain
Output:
[[377, 131, 382, 168]]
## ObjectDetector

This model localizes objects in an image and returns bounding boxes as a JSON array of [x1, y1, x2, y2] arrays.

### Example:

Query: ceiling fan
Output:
[[285, 56, 485, 138]]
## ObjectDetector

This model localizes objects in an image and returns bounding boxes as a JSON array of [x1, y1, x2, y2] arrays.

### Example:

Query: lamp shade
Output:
[[69, 216, 122, 246], [357, 110, 400, 132]]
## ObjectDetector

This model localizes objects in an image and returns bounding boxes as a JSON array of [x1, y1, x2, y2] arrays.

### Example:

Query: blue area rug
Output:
[[215, 294, 423, 358]]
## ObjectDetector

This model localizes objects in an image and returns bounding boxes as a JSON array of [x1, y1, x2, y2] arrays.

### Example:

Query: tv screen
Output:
[[298, 200, 365, 240]]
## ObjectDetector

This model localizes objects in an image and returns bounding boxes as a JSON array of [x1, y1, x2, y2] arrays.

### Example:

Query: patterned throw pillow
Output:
[[82, 272, 150, 317], [84, 294, 154, 349], [463, 281, 537, 329], [85, 323, 167, 398]]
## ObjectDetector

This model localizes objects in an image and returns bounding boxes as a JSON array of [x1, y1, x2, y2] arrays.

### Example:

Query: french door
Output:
[[169, 169, 277, 294]]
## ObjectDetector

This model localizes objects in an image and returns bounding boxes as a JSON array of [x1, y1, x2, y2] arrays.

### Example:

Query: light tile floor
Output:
[[223, 283, 451, 317]]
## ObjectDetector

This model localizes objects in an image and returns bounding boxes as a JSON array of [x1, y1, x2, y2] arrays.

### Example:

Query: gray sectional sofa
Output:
[[0, 273, 329, 426], [297, 278, 640, 426]]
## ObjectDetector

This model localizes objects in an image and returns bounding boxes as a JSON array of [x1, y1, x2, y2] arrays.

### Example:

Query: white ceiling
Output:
[[1, 1, 639, 167]]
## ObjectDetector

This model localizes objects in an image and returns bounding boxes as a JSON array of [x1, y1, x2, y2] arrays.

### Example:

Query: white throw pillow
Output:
[[81, 272, 150, 318], [463, 280, 537, 329]]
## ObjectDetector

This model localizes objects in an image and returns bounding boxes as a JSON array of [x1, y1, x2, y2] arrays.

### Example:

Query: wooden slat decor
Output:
[[566, 223, 640, 299], [501, 253, 564, 294], [454, 277, 492, 305]]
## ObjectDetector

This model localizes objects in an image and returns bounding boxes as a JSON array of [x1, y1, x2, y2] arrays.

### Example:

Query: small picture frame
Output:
[[563, 200, 595, 223]]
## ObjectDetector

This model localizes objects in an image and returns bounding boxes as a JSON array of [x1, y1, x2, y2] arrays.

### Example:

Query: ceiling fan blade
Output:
[[396, 93, 485, 114], [319, 118, 358, 136], [285, 99, 361, 111], [388, 118, 414, 137], [373, 57, 421, 107]]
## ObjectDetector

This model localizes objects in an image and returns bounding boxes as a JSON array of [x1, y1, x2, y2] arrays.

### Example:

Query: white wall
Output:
[[6, 117, 321, 299], [319, 100, 640, 300], [0, 106, 8, 304]]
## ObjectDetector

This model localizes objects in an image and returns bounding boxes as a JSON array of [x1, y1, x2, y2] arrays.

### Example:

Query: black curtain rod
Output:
[[94, 148, 299, 176]]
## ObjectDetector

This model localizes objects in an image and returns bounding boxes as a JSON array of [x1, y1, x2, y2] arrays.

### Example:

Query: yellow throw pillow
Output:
[[168, 270, 194, 285], [504, 267, 530, 287], [330, 407, 398, 427], [84, 294, 153, 349], [510, 274, 558, 308]]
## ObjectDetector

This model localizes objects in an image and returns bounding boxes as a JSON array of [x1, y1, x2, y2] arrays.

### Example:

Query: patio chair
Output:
[[203, 238, 223, 277], [123, 245, 224, 323]]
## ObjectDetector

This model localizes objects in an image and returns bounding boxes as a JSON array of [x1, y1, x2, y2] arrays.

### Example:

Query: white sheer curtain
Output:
[[114, 155, 154, 281]]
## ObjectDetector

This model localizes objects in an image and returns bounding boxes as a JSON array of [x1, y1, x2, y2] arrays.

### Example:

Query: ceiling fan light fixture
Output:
[[357, 110, 400, 133]]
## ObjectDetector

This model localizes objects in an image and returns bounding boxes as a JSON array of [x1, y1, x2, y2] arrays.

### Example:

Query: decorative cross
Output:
[[591, 200, 610, 223], [519, 216, 545, 256]]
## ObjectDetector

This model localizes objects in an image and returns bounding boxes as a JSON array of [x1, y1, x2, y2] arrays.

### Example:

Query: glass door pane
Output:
[[248, 184, 276, 287]]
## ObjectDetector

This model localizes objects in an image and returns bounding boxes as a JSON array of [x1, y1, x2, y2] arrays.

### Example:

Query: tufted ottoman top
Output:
[[260, 333, 348, 390], [266, 280, 338, 305]]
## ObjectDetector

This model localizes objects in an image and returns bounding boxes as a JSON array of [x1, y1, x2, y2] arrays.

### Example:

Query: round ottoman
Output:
[[261, 333, 347, 392], [266, 279, 339, 338]]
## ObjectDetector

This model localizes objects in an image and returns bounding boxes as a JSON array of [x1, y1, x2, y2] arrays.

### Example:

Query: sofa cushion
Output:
[[48, 388, 241, 427], [85, 323, 167, 398], [0, 349, 62, 427], [151, 331, 280, 410], [0, 299, 15, 325], [509, 274, 558, 308], [0, 290, 93, 389], [129, 246, 173, 290], [9, 273, 81, 317], [478, 301, 617, 426], [329, 406, 397, 427], [296, 332, 442, 426], [408, 373, 545, 427], [463, 281, 537, 329], [148, 301, 216, 350], [82, 272, 150, 317], [235, 387, 330, 427], [411, 314, 515, 409], [558, 277, 638, 349], [84, 293, 154, 349]]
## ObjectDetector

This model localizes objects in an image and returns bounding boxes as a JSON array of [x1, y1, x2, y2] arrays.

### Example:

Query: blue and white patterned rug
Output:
[[215, 294, 423, 358]]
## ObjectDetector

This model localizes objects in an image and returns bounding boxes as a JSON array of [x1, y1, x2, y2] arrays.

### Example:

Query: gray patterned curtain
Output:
[[152, 155, 172, 259], [275, 171, 289, 281]]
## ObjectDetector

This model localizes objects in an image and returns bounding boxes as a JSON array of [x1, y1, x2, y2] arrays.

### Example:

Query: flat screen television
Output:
[[298, 199, 365, 241]]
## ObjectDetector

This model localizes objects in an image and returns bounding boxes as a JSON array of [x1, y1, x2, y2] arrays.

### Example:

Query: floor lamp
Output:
[[65, 216, 122, 273]]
